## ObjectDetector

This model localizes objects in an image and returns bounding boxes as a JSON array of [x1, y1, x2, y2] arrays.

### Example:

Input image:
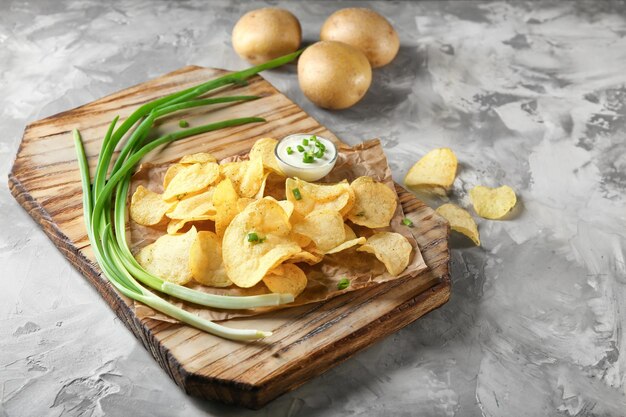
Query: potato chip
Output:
[[135, 243, 154, 266], [404, 148, 458, 193], [213, 178, 239, 238], [179, 152, 217, 165], [289, 231, 312, 248], [263, 264, 307, 297], [293, 209, 346, 252], [277, 200, 294, 219], [163, 163, 184, 189], [166, 188, 216, 220], [325, 237, 366, 254], [222, 198, 301, 288], [249, 137, 283, 175], [357, 232, 412, 276], [347, 176, 397, 228], [253, 172, 271, 199], [287, 250, 323, 265], [167, 217, 213, 235], [236, 197, 256, 212], [220, 158, 265, 198], [469, 185, 517, 219], [162, 162, 220, 202], [286, 178, 353, 217], [343, 223, 357, 241], [436, 203, 480, 245], [130, 185, 174, 226], [189, 231, 232, 287], [136, 227, 197, 285]]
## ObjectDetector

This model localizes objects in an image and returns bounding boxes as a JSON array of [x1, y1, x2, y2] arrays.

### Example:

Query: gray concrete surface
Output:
[[1, 1, 626, 416]]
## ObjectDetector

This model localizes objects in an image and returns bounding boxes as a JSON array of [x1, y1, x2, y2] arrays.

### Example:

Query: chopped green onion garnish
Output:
[[314, 149, 324, 159], [178, 120, 189, 128], [286, 146, 293, 155], [292, 188, 302, 200], [302, 138, 309, 146], [356, 211, 365, 217], [247, 232, 259, 242], [310, 135, 318, 142], [315, 141, 325, 151], [337, 278, 350, 290], [302, 154, 314, 163], [297, 145, 305, 152], [402, 218, 414, 227]]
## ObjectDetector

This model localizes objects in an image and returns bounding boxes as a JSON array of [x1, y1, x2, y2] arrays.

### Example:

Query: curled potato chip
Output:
[[189, 231, 232, 287], [222, 198, 301, 288], [167, 216, 213, 235], [347, 176, 397, 228], [249, 137, 283, 175], [236, 197, 256, 213], [286, 178, 353, 217], [287, 250, 323, 265], [254, 172, 271, 199], [326, 237, 366, 254], [343, 223, 357, 240], [166, 188, 216, 220], [289, 231, 312, 248], [404, 148, 458, 193], [136, 227, 197, 285], [263, 264, 307, 297], [357, 231, 412, 276], [180, 152, 217, 165], [277, 200, 294, 219], [130, 185, 174, 226], [293, 209, 345, 252], [436, 203, 480, 245], [213, 178, 239, 238], [163, 163, 185, 189], [162, 162, 220, 202], [469, 185, 517, 219], [135, 243, 154, 266], [220, 158, 265, 198]]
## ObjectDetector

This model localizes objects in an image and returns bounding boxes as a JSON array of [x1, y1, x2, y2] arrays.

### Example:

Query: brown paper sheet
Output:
[[130, 139, 427, 322]]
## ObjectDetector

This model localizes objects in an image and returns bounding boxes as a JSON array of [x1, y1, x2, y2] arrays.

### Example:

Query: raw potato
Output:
[[320, 8, 399, 68], [436, 203, 480, 245], [232, 8, 302, 64], [298, 41, 372, 110]]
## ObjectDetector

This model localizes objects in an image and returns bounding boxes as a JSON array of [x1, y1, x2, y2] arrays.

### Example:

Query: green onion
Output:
[[247, 232, 259, 242], [314, 149, 324, 159], [402, 218, 414, 227], [302, 154, 314, 163], [356, 211, 365, 217], [292, 188, 302, 200], [302, 138, 309, 146], [286, 146, 293, 155], [297, 145, 305, 152], [179, 120, 189, 128], [72, 51, 304, 341], [337, 278, 350, 290]]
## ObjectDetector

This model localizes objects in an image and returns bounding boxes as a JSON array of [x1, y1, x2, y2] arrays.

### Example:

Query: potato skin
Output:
[[320, 8, 399, 68], [298, 41, 372, 110], [232, 8, 301, 64]]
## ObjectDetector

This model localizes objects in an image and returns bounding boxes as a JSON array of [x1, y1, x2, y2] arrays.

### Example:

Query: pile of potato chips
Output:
[[130, 138, 416, 301], [404, 147, 517, 245]]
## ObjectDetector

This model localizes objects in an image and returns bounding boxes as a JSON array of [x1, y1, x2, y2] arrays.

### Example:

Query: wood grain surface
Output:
[[8, 66, 451, 409]]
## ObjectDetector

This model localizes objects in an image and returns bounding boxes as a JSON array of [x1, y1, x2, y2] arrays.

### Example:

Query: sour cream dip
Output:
[[275, 133, 337, 181]]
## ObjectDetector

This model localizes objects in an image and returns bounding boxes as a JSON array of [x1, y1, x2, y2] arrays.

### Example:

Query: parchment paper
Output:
[[130, 139, 427, 322]]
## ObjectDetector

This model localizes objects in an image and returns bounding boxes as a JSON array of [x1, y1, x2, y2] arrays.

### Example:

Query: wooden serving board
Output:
[[8, 66, 451, 409]]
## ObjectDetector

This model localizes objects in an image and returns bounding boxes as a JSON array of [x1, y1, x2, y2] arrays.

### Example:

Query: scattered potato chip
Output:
[[254, 172, 271, 199], [236, 197, 256, 213], [293, 209, 346, 252], [277, 200, 294, 219], [249, 137, 283, 175], [130, 185, 174, 226], [343, 223, 357, 241], [189, 231, 232, 287], [162, 162, 220, 202], [179, 152, 217, 165], [220, 158, 265, 198], [287, 250, 323, 265], [167, 216, 213, 235], [135, 243, 154, 266], [469, 185, 517, 220], [163, 163, 185, 189], [436, 203, 480, 245], [222, 198, 301, 288], [289, 231, 312, 248], [326, 237, 366, 254], [347, 176, 397, 228], [404, 148, 458, 193], [213, 178, 239, 238], [166, 189, 216, 220], [263, 264, 307, 297], [357, 232, 412, 276], [136, 227, 198, 285], [286, 178, 353, 217]]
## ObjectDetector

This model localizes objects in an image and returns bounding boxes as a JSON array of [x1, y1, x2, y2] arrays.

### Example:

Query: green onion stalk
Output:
[[73, 50, 303, 341]]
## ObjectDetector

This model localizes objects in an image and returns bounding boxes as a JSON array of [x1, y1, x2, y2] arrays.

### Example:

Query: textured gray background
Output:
[[2, 1, 626, 416]]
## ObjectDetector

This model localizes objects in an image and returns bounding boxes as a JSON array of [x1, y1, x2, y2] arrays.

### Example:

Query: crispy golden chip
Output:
[[236, 197, 256, 212], [277, 200, 294, 219], [189, 231, 232, 287], [135, 243, 154, 266], [179, 152, 217, 165], [222, 198, 301, 288], [162, 162, 220, 202], [163, 163, 185, 189], [263, 264, 307, 297], [136, 227, 197, 285], [357, 231, 412, 276], [289, 231, 312, 248], [253, 172, 271, 199], [130, 185, 174, 226], [343, 223, 357, 240], [326, 237, 366, 254], [287, 250, 323, 265], [167, 217, 213, 235], [220, 158, 265, 198], [286, 177, 353, 217], [404, 148, 458, 193], [469, 185, 517, 220], [166, 188, 216, 220], [213, 178, 239, 238], [347, 176, 397, 228], [293, 209, 346, 252], [436, 203, 480, 245], [249, 137, 283, 175]]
